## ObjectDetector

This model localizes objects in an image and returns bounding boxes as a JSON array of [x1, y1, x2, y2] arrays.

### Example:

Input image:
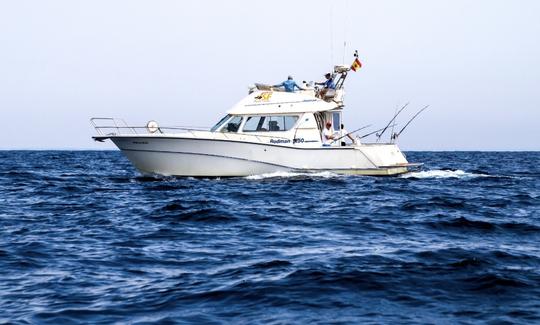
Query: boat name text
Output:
[[269, 139, 291, 144], [269, 138, 308, 144]]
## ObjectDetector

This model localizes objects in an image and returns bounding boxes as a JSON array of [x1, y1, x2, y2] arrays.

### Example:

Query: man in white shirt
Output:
[[340, 124, 358, 146], [322, 121, 335, 146]]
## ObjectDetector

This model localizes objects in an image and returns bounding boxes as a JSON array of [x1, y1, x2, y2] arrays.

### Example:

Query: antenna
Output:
[[342, 0, 348, 64], [330, 4, 334, 65]]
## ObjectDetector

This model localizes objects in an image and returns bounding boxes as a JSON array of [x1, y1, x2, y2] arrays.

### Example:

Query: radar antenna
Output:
[[334, 50, 358, 90]]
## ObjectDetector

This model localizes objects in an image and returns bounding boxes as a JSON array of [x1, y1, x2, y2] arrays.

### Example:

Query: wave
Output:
[[465, 273, 531, 291], [245, 171, 341, 180], [149, 206, 237, 223], [401, 196, 467, 210], [400, 169, 491, 179], [424, 216, 540, 234], [426, 216, 495, 231], [250, 259, 293, 269]]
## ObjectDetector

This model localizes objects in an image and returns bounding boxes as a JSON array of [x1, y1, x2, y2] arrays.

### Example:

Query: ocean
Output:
[[1, 151, 539, 324]]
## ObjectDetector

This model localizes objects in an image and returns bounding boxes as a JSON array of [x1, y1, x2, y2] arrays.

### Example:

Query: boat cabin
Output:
[[210, 89, 348, 147], [209, 66, 353, 147]]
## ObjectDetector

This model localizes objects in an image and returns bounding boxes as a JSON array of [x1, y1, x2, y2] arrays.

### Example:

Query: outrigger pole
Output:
[[391, 105, 430, 141], [376, 102, 409, 142]]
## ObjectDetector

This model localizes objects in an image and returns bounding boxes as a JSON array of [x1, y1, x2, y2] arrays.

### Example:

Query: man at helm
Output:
[[273, 75, 305, 92], [322, 121, 336, 146]]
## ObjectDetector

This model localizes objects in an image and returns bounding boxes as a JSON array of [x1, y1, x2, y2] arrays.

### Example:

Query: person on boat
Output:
[[340, 124, 357, 146], [273, 76, 305, 92], [316, 73, 335, 99], [316, 73, 335, 89], [322, 121, 336, 146]]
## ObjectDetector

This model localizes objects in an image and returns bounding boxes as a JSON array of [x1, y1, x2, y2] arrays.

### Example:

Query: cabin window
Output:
[[211, 114, 231, 132], [268, 116, 283, 131], [221, 116, 243, 133], [332, 112, 341, 132], [243, 116, 267, 131], [242, 115, 299, 132], [284, 116, 299, 130]]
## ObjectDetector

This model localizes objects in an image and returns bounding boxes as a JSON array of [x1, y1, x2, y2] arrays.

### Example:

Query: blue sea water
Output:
[[0, 151, 539, 324]]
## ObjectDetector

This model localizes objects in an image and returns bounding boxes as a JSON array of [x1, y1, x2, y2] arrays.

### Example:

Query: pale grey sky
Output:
[[0, 0, 539, 150]]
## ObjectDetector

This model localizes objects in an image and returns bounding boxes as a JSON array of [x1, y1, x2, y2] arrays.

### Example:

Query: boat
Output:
[[91, 64, 421, 177]]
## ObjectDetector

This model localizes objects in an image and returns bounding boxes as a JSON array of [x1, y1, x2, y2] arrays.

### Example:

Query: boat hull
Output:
[[107, 136, 410, 177]]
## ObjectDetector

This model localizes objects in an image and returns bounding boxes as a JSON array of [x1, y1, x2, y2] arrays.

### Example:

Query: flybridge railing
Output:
[[90, 118, 208, 136]]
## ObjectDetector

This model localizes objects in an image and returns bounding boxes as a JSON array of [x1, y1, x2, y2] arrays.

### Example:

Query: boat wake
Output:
[[400, 169, 491, 179], [248, 169, 499, 180], [245, 171, 341, 180]]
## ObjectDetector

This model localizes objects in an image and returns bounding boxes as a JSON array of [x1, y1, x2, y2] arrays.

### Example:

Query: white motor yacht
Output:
[[91, 65, 421, 177]]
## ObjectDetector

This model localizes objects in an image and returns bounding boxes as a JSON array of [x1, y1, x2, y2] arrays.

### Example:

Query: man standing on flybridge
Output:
[[273, 75, 305, 92]]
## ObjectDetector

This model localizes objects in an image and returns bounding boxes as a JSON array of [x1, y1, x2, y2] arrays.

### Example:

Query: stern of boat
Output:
[[353, 143, 422, 176]]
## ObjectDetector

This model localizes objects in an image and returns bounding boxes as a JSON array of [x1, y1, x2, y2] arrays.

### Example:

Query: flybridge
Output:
[[227, 63, 356, 115]]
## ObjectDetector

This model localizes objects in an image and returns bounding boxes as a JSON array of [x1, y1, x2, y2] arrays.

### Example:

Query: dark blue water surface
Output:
[[1, 151, 539, 324]]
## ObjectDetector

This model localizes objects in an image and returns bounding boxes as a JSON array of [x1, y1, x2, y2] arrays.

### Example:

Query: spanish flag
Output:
[[351, 58, 362, 72]]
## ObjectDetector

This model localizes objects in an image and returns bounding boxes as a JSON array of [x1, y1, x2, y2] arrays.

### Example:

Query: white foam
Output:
[[400, 169, 486, 179], [245, 171, 341, 180]]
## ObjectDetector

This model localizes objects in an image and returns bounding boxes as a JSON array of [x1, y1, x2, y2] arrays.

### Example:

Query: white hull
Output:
[[108, 135, 411, 177]]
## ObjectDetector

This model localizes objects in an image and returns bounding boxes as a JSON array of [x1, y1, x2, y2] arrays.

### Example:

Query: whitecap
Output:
[[245, 171, 341, 180], [400, 169, 488, 179]]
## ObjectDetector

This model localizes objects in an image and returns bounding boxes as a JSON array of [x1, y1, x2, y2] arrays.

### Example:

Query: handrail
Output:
[[91, 117, 303, 143], [91, 118, 211, 134], [94, 125, 209, 131]]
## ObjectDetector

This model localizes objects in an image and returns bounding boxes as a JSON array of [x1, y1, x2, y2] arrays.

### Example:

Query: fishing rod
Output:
[[331, 124, 372, 144], [376, 102, 409, 142], [390, 105, 398, 141], [391, 105, 430, 141], [359, 124, 397, 139]]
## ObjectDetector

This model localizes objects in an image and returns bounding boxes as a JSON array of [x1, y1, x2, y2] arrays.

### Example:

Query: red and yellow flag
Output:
[[351, 58, 362, 72]]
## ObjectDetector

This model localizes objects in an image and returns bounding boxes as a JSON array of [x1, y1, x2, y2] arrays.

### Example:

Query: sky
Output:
[[0, 0, 539, 150]]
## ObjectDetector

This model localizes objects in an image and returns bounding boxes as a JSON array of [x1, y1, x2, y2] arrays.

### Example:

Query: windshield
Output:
[[221, 116, 243, 133], [210, 115, 231, 132]]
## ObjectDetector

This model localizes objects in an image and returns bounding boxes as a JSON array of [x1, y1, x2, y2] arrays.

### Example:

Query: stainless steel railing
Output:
[[90, 117, 300, 144], [90, 118, 209, 136]]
